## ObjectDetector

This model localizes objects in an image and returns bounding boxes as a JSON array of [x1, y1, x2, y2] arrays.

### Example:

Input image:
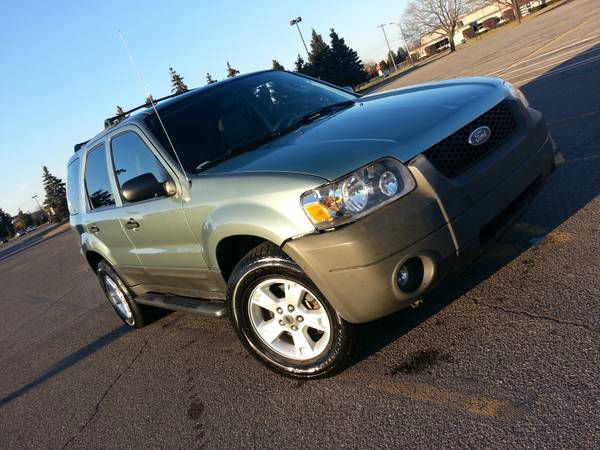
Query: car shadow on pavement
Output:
[[351, 43, 600, 368], [0, 325, 130, 409]]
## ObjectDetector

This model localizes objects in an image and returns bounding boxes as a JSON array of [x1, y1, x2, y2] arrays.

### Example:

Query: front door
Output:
[[82, 143, 141, 281], [108, 129, 217, 298]]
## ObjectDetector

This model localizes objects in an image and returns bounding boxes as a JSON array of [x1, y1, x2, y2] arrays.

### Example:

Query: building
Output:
[[410, 0, 550, 59]]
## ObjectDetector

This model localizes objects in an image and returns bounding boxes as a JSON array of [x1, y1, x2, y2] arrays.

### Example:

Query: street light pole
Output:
[[390, 22, 415, 66], [377, 24, 397, 73], [290, 17, 310, 57], [32, 195, 46, 219], [32, 195, 43, 212]]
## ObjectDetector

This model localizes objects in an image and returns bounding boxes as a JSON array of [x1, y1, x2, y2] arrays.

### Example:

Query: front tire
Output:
[[227, 243, 354, 378]]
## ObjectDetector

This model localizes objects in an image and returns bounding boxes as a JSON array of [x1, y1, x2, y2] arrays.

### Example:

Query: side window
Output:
[[67, 157, 81, 215], [84, 144, 116, 210], [111, 131, 170, 203]]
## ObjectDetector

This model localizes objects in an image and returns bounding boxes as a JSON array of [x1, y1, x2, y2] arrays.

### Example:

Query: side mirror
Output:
[[121, 173, 175, 203], [342, 86, 354, 93]]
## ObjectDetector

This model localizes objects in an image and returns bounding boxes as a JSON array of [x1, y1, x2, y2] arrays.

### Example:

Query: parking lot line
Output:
[[491, 39, 600, 78], [493, 14, 600, 78], [486, 34, 600, 76], [512, 53, 600, 85]]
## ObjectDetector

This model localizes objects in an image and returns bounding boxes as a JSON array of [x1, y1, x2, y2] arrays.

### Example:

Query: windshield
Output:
[[144, 71, 356, 173]]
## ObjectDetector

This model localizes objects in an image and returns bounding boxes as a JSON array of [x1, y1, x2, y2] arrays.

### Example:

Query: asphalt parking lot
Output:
[[1, 0, 599, 448]]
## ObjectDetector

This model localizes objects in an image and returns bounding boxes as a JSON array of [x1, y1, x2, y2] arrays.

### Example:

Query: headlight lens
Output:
[[506, 82, 530, 108], [301, 157, 416, 230]]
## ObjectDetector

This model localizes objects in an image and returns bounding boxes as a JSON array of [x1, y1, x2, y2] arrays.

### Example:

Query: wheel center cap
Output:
[[283, 315, 294, 325]]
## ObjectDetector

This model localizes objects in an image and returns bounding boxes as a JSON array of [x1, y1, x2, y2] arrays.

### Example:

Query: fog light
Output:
[[396, 258, 424, 293]]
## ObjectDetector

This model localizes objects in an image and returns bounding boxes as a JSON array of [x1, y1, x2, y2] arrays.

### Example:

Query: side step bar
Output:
[[135, 293, 227, 318]]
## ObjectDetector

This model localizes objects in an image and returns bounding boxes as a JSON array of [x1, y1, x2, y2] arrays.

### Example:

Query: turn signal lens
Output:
[[303, 202, 333, 224]]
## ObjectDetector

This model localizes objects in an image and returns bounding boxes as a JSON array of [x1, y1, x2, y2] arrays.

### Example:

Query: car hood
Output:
[[199, 77, 510, 181]]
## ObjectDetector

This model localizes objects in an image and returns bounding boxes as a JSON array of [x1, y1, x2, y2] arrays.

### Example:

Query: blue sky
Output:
[[0, 0, 408, 215]]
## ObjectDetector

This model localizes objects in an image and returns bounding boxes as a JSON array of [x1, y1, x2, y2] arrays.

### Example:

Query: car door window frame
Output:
[[83, 140, 122, 213], [108, 125, 181, 207]]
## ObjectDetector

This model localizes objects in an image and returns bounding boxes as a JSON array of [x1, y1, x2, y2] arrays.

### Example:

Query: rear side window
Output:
[[84, 144, 116, 210], [66, 157, 81, 215], [111, 132, 170, 203]]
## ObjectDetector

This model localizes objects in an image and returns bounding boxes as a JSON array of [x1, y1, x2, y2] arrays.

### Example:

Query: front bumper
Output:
[[283, 108, 556, 323]]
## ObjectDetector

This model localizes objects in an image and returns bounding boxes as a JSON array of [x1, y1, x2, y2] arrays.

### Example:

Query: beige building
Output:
[[411, 1, 548, 59]]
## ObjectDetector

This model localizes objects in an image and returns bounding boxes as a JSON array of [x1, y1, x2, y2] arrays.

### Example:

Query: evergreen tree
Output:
[[42, 166, 68, 220], [169, 67, 188, 94], [0, 208, 14, 238], [306, 29, 333, 81], [294, 54, 307, 73], [328, 28, 368, 87], [271, 59, 285, 71], [206, 73, 217, 84], [395, 47, 408, 64], [14, 210, 32, 230], [226, 62, 240, 78], [116, 105, 125, 116]]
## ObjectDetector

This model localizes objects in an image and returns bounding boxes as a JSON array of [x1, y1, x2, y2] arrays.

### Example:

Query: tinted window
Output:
[[145, 71, 355, 173], [67, 157, 81, 215], [111, 132, 169, 203], [84, 144, 115, 210]]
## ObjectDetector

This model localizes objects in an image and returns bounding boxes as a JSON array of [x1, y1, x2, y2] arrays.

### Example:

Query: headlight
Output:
[[301, 157, 416, 230], [506, 82, 530, 108]]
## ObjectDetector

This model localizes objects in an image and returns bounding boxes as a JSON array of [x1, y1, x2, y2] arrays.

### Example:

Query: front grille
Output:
[[423, 100, 516, 178]]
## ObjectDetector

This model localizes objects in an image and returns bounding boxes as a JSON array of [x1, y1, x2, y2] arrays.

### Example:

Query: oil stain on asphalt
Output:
[[391, 349, 453, 375]]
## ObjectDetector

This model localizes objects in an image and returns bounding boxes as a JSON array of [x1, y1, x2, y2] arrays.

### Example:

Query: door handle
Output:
[[89, 225, 100, 234], [125, 218, 140, 230]]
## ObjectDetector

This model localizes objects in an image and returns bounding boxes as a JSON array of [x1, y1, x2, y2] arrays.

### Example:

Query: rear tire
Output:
[[96, 261, 159, 328], [227, 242, 354, 379]]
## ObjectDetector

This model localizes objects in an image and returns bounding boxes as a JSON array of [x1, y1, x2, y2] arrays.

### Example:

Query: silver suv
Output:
[[67, 70, 556, 378]]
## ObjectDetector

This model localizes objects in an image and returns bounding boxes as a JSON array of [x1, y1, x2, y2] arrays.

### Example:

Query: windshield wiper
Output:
[[195, 126, 298, 172], [301, 100, 356, 124]]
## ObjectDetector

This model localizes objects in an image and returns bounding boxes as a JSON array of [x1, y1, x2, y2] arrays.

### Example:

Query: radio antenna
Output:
[[117, 30, 190, 185]]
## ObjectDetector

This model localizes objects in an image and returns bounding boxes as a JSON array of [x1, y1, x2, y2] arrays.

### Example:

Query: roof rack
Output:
[[103, 90, 190, 129], [73, 90, 192, 153], [74, 140, 90, 153]]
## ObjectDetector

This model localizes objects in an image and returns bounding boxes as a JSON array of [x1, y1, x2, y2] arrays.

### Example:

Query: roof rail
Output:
[[74, 140, 90, 153], [103, 90, 191, 129]]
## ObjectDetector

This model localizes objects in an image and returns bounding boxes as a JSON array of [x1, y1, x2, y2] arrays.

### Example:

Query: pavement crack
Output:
[[466, 294, 599, 334], [59, 337, 150, 449]]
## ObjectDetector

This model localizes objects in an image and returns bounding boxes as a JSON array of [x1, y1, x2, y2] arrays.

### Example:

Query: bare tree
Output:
[[403, 0, 480, 52], [492, 0, 522, 23]]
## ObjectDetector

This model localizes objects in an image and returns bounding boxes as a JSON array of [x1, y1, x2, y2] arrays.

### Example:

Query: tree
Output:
[[294, 54, 307, 73], [328, 29, 368, 86], [395, 47, 409, 64], [14, 210, 32, 230], [403, 0, 480, 52], [169, 67, 188, 94], [272, 59, 285, 71], [42, 166, 68, 220], [226, 62, 240, 78], [305, 29, 333, 80], [206, 73, 217, 84], [0, 208, 14, 239], [493, 0, 522, 23]]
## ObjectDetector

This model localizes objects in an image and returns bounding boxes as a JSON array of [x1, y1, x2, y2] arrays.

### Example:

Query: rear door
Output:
[[82, 143, 141, 279], [108, 128, 214, 298]]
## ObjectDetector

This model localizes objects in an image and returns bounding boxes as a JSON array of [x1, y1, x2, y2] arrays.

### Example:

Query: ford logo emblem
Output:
[[468, 126, 492, 146]]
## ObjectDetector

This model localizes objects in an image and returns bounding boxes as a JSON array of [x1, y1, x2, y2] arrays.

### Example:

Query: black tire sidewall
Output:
[[96, 261, 146, 328], [227, 246, 351, 378]]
